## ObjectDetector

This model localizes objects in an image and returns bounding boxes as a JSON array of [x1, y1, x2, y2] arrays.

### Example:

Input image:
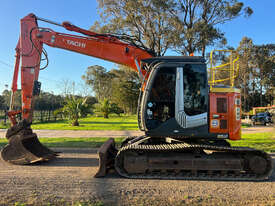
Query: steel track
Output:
[[114, 141, 273, 181]]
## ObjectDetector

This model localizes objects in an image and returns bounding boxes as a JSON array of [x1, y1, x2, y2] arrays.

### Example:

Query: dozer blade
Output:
[[94, 138, 117, 178], [1, 132, 58, 165]]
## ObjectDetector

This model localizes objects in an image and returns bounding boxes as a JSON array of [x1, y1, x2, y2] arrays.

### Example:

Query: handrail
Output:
[[208, 50, 239, 89]]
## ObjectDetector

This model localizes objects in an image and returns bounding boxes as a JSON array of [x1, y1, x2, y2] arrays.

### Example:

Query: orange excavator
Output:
[[1, 14, 273, 180]]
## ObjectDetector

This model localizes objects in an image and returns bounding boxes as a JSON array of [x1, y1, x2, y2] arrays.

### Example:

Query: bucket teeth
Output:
[[1, 127, 57, 165], [94, 138, 117, 178]]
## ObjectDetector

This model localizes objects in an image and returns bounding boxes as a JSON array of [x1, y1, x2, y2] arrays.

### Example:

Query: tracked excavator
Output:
[[1, 14, 273, 180]]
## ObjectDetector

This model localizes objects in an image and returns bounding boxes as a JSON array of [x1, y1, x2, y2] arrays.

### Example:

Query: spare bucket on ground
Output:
[[1, 121, 58, 165]]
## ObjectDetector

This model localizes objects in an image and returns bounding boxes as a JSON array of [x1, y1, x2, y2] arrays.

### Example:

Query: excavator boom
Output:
[[2, 13, 152, 165], [10, 13, 152, 123]]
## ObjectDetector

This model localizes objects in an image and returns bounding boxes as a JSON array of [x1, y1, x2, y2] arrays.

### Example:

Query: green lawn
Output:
[[241, 123, 252, 128], [0, 133, 274, 152], [1, 116, 256, 130], [31, 115, 139, 130], [229, 132, 275, 152], [33, 115, 139, 130], [0, 115, 139, 130]]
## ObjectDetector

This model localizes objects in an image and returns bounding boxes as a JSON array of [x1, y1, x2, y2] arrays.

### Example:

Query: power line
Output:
[[0, 58, 62, 84], [39, 76, 62, 83], [0, 59, 13, 68]]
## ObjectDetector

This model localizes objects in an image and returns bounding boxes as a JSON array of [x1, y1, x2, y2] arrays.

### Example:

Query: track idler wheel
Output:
[[248, 155, 268, 175], [1, 120, 58, 165]]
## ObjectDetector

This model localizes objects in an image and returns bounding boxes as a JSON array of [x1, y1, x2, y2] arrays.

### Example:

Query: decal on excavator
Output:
[[66, 40, 86, 48]]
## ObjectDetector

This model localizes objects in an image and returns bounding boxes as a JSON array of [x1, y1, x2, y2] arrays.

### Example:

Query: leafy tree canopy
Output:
[[93, 0, 252, 57], [171, 0, 253, 56], [93, 0, 176, 56]]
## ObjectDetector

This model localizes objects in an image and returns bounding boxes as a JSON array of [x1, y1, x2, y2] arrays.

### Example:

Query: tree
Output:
[[94, 98, 113, 118], [2, 89, 21, 110], [94, 0, 252, 57], [82, 64, 141, 114], [82, 65, 114, 101], [235, 38, 275, 111], [93, 0, 176, 56], [59, 79, 76, 97], [110, 65, 141, 114], [0, 95, 6, 110], [110, 103, 124, 116], [62, 95, 90, 126], [235, 37, 254, 111], [171, 0, 252, 57], [253, 44, 275, 106], [34, 91, 63, 111]]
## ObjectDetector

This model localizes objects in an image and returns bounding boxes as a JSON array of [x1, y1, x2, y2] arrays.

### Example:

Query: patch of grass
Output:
[[72, 201, 104, 206], [241, 123, 252, 128], [31, 115, 138, 130], [14, 202, 26, 206], [0, 121, 10, 129], [229, 132, 275, 152]]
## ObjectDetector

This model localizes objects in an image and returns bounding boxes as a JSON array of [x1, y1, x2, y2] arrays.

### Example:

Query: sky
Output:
[[0, 0, 274, 95]]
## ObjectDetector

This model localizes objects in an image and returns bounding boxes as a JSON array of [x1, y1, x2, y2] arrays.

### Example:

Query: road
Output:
[[0, 125, 274, 205], [0, 148, 274, 206], [0, 125, 274, 138]]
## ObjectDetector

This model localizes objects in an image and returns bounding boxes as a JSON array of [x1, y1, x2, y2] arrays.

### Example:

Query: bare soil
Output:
[[0, 148, 274, 206]]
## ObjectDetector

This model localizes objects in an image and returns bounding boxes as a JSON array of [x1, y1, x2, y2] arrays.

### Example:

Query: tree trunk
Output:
[[4, 110, 7, 124], [243, 75, 247, 112], [260, 79, 263, 106], [202, 45, 206, 58], [72, 119, 79, 126]]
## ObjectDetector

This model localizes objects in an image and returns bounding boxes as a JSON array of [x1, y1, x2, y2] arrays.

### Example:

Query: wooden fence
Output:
[[0, 110, 64, 124]]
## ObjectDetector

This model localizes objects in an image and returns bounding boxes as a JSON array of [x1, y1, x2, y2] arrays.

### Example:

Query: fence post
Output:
[[4, 109, 7, 124], [48, 110, 51, 121], [40, 110, 43, 122]]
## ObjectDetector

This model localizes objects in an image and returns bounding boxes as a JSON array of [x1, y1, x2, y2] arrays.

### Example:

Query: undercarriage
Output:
[[96, 136, 273, 181]]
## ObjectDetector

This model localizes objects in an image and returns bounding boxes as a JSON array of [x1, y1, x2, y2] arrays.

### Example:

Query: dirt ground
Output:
[[0, 148, 274, 206]]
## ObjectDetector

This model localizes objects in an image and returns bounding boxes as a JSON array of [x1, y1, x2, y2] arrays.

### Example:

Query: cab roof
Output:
[[141, 56, 206, 65]]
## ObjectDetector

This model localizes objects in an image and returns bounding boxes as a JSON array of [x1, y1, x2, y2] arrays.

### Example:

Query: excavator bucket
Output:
[[1, 122, 58, 165], [94, 138, 117, 177]]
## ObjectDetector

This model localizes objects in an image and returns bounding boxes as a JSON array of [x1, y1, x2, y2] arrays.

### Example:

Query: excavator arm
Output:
[[9, 13, 152, 125], [2, 13, 152, 165]]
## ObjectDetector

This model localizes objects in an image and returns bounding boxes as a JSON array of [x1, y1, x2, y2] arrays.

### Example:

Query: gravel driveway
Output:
[[0, 125, 274, 138], [0, 148, 274, 206]]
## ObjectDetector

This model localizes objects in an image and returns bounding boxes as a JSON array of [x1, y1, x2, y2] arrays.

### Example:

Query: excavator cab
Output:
[[138, 56, 208, 137], [95, 56, 209, 177], [96, 56, 210, 177]]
